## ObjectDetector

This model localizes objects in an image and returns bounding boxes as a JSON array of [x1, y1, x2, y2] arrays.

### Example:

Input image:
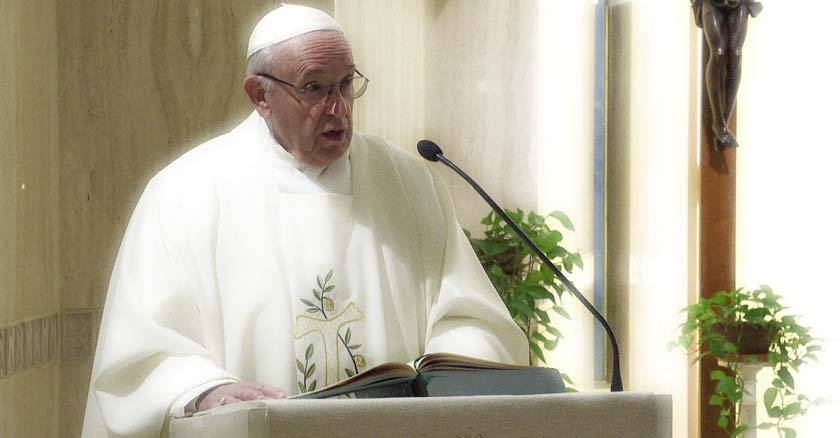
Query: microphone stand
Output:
[[422, 143, 623, 392]]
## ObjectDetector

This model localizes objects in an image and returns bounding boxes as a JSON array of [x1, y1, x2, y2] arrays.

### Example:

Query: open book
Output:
[[291, 353, 565, 399]]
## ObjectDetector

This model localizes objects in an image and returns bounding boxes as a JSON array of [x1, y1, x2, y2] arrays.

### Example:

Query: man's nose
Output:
[[323, 88, 348, 117]]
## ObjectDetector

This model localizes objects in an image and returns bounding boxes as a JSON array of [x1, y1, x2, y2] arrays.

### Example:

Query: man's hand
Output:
[[196, 381, 287, 411]]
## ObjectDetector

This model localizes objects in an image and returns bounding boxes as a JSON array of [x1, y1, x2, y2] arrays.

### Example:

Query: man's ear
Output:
[[243, 76, 271, 117]]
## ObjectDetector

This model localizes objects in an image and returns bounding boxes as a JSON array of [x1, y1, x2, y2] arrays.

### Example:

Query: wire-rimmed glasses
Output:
[[256, 69, 369, 106]]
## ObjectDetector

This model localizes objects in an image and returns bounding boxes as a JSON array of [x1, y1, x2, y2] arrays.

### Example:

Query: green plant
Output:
[[465, 208, 582, 370], [675, 286, 823, 438]]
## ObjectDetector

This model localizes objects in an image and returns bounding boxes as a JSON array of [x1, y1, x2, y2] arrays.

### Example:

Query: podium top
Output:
[[169, 392, 672, 438]]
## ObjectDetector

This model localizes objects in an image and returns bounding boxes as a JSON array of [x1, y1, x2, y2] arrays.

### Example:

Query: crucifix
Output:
[[691, 1, 761, 437], [294, 302, 364, 386], [691, 0, 762, 149]]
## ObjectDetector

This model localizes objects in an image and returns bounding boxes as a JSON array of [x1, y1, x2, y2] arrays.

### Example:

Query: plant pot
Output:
[[710, 322, 775, 355]]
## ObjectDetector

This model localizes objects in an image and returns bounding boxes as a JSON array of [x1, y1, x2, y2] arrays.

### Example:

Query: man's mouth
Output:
[[320, 129, 346, 142]]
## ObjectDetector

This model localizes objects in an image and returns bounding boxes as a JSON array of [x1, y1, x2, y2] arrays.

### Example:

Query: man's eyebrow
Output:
[[299, 64, 356, 81]]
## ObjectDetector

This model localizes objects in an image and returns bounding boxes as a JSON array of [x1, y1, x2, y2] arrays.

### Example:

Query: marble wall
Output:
[[423, 0, 541, 230], [334, 0, 426, 152], [0, 0, 61, 436], [338, 0, 542, 231]]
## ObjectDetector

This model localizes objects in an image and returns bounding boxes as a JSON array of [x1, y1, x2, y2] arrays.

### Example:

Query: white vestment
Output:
[[81, 112, 528, 437]]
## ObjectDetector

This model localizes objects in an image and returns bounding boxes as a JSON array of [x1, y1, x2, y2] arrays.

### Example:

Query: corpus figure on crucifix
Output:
[[691, 0, 763, 150]]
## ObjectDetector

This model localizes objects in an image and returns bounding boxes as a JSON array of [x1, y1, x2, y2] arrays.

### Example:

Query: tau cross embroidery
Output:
[[294, 302, 363, 386], [293, 270, 366, 391]]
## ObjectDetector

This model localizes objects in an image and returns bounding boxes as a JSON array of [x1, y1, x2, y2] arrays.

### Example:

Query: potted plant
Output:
[[675, 286, 823, 437], [465, 208, 582, 374]]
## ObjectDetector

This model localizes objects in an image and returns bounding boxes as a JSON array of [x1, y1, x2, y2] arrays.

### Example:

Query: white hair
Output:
[[246, 45, 281, 77]]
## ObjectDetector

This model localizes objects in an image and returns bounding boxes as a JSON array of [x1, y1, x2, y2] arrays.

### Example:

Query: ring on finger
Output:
[[219, 396, 227, 406]]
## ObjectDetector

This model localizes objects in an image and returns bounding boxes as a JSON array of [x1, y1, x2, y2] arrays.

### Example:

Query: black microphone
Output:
[[417, 139, 623, 392], [417, 140, 442, 162]]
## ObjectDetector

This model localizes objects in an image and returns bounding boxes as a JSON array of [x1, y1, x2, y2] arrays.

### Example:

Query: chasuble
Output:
[[81, 112, 528, 437]]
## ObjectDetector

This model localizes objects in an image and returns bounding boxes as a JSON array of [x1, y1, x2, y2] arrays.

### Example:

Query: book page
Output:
[[414, 353, 529, 372], [291, 362, 415, 399]]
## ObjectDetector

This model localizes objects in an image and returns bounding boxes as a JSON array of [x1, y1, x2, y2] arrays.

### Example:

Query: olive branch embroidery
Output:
[[295, 270, 366, 393], [297, 343, 316, 393]]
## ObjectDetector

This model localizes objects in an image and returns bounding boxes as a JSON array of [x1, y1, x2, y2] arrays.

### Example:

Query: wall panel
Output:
[[57, 0, 290, 313], [423, 0, 540, 231], [335, 0, 426, 152], [0, 0, 60, 436], [0, 365, 61, 438]]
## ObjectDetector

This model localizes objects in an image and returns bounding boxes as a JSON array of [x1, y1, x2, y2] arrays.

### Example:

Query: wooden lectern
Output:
[[169, 392, 672, 438]]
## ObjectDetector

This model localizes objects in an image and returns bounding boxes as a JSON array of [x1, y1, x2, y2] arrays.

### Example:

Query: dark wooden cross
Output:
[[698, 70, 737, 438]]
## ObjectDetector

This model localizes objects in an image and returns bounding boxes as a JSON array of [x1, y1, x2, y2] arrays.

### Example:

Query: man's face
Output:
[[259, 31, 355, 167]]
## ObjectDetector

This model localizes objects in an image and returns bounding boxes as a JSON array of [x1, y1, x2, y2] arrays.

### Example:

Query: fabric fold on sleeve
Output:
[[423, 168, 529, 366], [85, 178, 236, 438]]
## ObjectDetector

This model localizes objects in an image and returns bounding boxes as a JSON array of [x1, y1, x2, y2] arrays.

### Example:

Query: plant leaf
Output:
[[763, 388, 778, 414], [548, 210, 575, 231], [529, 342, 546, 364], [308, 380, 317, 392], [296, 359, 305, 374], [559, 373, 575, 384], [305, 344, 314, 360], [566, 252, 584, 270], [778, 367, 795, 389], [305, 364, 315, 379], [509, 300, 534, 317], [553, 305, 571, 320], [782, 402, 801, 417]]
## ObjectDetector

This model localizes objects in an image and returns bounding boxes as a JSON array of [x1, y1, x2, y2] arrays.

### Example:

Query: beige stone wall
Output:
[[334, 0, 426, 152], [0, 0, 61, 436], [423, 0, 540, 230], [338, 0, 540, 231]]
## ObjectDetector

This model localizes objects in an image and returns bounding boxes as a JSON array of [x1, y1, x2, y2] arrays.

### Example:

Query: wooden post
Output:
[[698, 41, 737, 437]]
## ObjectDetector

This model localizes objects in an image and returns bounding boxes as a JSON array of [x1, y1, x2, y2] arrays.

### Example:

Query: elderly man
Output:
[[81, 5, 526, 437]]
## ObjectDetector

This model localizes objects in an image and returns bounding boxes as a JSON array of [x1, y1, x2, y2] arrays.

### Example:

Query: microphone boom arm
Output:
[[434, 152, 623, 392]]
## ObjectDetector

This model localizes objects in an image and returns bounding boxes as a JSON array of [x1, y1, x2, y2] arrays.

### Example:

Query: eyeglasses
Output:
[[256, 69, 369, 106]]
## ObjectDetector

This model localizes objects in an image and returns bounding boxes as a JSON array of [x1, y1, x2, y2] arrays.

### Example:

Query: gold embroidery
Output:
[[293, 270, 366, 392]]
